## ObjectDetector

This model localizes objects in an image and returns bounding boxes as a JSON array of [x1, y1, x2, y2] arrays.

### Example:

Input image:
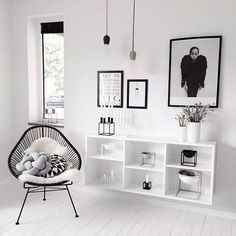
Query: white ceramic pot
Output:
[[179, 126, 187, 142], [188, 122, 201, 143], [179, 173, 200, 185]]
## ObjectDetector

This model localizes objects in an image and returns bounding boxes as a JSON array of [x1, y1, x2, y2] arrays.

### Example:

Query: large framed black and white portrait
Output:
[[168, 36, 222, 107], [97, 71, 124, 107]]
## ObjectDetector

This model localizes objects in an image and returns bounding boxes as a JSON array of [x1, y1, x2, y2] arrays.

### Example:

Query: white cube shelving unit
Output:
[[85, 135, 216, 205]]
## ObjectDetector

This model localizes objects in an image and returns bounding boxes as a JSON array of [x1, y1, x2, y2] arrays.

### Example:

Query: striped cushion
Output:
[[44, 155, 67, 178]]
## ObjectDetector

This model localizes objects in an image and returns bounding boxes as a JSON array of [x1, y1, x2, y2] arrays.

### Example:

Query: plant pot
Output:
[[188, 122, 201, 143], [178, 170, 200, 185], [179, 126, 187, 142]]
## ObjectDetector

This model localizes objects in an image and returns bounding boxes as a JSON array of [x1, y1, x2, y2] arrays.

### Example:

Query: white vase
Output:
[[179, 126, 187, 142], [188, 122, 201, 143]]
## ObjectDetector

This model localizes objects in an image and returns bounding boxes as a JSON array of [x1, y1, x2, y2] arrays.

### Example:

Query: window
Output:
[[41, 21, 64, 120]]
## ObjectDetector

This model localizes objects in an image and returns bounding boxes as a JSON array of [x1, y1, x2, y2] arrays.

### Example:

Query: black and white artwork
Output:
[[97, 71, 124, 107], [127, 80, 148, 109], [168, 36, 222, 107]]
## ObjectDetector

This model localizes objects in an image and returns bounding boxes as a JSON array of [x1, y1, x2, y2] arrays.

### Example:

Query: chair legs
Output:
[[15, 184, 78, 225], [16, 188, 30, 225], [66, 185, 79, 217], [43, 186, 46, 201]]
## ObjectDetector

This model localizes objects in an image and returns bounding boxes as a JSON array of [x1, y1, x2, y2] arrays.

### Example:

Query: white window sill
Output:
[[28, 121, 64, 128]]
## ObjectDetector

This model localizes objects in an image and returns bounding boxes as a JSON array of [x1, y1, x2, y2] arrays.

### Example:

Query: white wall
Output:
[[9, 0, 236, 211], [0, 0, 14, 182]]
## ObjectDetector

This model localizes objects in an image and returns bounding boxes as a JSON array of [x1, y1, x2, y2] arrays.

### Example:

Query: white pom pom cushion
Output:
[[24, 137, 68, 157]]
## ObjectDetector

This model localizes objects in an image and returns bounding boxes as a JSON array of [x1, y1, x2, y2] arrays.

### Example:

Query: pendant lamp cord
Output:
[[132, 0, 136, 51], [106, 0, 109, 35]]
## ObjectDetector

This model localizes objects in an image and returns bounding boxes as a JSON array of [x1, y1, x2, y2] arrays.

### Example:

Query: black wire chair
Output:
[[8, 125, 82, 225]]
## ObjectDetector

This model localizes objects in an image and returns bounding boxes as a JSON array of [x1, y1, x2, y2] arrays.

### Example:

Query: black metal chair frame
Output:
[[8, 125, 82, 225]]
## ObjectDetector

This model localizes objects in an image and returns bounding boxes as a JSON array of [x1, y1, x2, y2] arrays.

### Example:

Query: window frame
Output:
[[41, 21, 64, 120]]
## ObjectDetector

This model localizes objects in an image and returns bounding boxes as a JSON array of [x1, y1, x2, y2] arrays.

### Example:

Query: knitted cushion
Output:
[[16, 153, 51, 176]]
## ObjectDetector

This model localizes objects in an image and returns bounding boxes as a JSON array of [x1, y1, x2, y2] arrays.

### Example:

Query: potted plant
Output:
[[182, 103, 212, 143], [175, 113, 188, 142]]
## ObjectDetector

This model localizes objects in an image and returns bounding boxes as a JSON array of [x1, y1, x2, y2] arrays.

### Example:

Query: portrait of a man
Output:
[[181, 46, 207, 97], [168, 36, 222, 107]]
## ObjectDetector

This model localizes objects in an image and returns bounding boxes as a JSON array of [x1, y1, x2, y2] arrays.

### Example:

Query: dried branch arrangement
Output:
[[175, 103, 213, 125], [175, 114, 188, 127], [182, 103, 213, 123]]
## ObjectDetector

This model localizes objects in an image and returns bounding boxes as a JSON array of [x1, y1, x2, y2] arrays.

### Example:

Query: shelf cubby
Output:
[[124, 168, 164, 196], [166, 144, 214, 172], [85, 158, 123, 190], [86, 136, 125, 162], [125, 140, 165, 167], [165, 167, 213, 204]]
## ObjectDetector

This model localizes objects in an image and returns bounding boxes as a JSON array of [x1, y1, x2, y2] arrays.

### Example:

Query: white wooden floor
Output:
[[0, 181, 235, 236]]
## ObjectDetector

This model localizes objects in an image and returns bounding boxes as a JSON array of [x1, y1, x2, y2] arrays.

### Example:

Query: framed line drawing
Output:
[[127, 79, 148, 109], [168, 36, 222, 107], [97, 70, 124, 107]]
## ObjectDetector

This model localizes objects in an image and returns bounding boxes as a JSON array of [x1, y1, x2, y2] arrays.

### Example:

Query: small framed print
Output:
[[97, 71, 124, 107], [168, 36, 222, 107], [127, 80, 148, 109]]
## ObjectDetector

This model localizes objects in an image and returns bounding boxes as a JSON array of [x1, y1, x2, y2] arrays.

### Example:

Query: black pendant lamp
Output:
[[130, 0, 136, 60], [103, 0, 110, 44]]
